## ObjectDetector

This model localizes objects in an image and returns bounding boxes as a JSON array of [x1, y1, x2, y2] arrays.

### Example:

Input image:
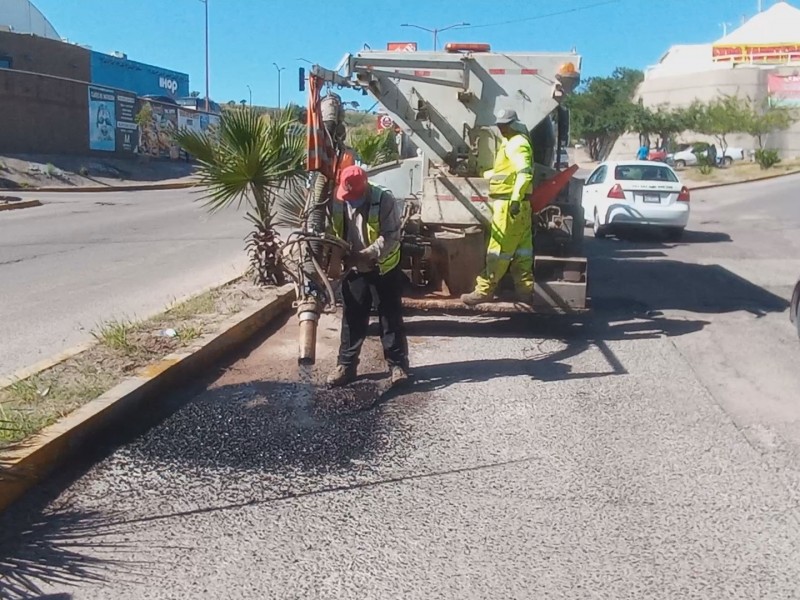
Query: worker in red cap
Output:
[[327, 165, 409, 388]]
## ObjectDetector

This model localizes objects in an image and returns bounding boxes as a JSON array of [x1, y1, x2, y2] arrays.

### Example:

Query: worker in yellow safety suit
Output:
[[461, 108, 534, 306]]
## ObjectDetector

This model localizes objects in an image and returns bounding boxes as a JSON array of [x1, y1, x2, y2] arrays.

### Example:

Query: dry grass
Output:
[[681, 159, 800, 186], [0, 278, 276, 447]]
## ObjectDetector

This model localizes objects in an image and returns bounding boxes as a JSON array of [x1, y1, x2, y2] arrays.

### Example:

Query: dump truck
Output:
[[289, 43, 588, 363]]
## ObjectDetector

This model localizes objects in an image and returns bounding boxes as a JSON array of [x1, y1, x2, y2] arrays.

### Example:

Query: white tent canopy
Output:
[[715, 1, 800, 46], [0, 0, 60, 40]]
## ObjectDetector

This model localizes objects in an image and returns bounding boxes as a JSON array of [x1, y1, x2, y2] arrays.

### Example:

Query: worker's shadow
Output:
[[371, 313, 709, 406]]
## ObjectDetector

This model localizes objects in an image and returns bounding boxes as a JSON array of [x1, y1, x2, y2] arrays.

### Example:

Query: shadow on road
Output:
[[0, 505, 141, 600], [384, 313, 708, 401]]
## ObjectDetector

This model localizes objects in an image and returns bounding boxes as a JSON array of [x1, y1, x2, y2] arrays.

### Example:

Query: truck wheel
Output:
[[593, 210, 608, 239], [675, 160, 686, 169]]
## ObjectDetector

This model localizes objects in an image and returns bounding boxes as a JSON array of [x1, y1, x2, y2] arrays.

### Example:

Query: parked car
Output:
[[647, 148, 668, 162], [581, 161, 690, 240], [791, 276, 800, 339], [667, 144, 745, 168]]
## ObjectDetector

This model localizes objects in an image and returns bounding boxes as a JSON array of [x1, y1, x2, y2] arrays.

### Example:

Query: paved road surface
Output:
[[0, 189, 252, 379], [2, 175, 800, 598]]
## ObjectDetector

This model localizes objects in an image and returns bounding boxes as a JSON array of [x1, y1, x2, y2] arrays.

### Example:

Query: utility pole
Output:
[[273, 62, 285, 108], [400, 22, 470, 51], [247, 84, 252, 107], [199, 0, 210, 112]]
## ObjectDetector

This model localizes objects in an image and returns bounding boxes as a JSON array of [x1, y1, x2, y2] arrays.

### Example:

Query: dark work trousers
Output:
[[338, 266, 408, 370]]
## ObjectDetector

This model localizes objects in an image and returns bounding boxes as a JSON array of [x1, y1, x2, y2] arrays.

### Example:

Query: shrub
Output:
[[755, 148, 781, 170]]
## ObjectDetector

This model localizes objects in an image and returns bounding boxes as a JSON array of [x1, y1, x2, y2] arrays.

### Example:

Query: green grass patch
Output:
[[0, 277, 273, 450]]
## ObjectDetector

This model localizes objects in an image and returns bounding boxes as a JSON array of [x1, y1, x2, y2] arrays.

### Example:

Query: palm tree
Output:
[[175, 107, 306, 285], [349, 129, 398, 167]]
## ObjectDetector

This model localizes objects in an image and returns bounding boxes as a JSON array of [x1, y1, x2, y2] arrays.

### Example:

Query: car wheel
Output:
[[664, 227, 684, 241], [796, 302, 800, 340], [722, 156, 733, 167], [675, 159, 686, 169], [593, 210, 608, 239]]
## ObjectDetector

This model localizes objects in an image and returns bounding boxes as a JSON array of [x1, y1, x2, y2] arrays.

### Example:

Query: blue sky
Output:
[[34, 0, 784, 108]]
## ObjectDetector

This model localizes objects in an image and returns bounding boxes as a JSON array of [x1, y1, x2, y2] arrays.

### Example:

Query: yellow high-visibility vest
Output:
[[331, 184, 401, 274], [488, 133, 533, 199]]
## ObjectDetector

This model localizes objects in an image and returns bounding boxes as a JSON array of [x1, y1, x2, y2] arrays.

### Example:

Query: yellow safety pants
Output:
[[474, 198, 534, 296]]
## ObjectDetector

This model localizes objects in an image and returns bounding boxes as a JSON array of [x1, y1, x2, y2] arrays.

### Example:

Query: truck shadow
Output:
[[390, 312, 708, 399]]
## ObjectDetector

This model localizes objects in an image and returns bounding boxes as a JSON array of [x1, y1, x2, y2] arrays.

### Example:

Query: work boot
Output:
[[460, 291, 492, 306], [389, 365, 409, 387], [515, 291, 534, 305], [326, 364, 357, 388]]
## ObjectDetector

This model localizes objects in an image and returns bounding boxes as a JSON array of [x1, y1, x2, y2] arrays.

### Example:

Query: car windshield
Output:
[[615, 165, 678, 182]]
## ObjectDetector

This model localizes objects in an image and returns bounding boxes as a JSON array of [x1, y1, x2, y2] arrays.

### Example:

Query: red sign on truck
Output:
[[387, 42, 418, 52]]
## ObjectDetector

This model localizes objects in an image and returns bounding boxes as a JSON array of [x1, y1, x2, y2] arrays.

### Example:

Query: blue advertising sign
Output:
[[90, 52, 189, 98], [88, 86, 116, 152]]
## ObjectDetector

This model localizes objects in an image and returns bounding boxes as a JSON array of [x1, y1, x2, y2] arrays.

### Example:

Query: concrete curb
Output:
[[0, 271, 247, 390], [0, 284, 296, 513], [687, 168, 800, 191], [0, 199, 42, 211], [11, 181, 197, 193]]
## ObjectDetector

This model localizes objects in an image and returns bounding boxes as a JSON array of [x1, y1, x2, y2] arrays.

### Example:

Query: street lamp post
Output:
[[400, 21, 470, 51], [273, 62, 285, 108], [198, 0, 210, 112], [246, 84, 252, 106]]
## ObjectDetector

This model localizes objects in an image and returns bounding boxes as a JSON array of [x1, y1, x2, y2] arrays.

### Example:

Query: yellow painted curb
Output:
[[0, 284, 296, 512], [0, 199, 42, 211]]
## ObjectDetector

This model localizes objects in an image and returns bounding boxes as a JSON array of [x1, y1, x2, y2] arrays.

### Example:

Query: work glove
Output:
[[346, 249, 378, 272], [509, 200, 521, 219]]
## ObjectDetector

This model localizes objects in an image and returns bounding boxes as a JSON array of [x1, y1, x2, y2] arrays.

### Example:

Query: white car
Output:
[[668, 145, 745, 168], [581, 161, 690, 240]]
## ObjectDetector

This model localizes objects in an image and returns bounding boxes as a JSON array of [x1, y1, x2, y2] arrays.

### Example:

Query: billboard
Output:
[[88, 86, 116, 151], [136, 100, 180, 159], [91, 51, 189, 98], [712, 43, 800, 64], [768, 73, 800, 107], [115, 91, 137, 153]]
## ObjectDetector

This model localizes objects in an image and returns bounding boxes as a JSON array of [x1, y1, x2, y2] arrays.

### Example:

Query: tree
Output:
[[190, 91, 201, 98], [631, 103, 689, 150], [689, 95, 752, 157], [174, 107, 306, 285], [745, 97, 797, 149], [566, 67, 644, 160], [349, 129, 398, 167]]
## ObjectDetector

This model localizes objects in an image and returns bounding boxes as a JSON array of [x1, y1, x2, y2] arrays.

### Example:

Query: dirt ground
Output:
[[0, 153, 196, 189], [216, 312, 395, 414]]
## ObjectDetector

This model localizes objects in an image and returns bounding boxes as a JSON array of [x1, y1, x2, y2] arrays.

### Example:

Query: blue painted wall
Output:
[[90, 52, 189, 98]]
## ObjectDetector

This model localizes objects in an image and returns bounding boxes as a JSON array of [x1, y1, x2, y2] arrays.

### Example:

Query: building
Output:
[[90, 51, 190, 100], [0, 1, 190, 100], [611, 1, 800, 159]]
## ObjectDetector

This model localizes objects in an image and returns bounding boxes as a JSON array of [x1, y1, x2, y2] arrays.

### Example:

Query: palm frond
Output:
[[174, 107, 307, 214], [273, 175, 311, 229]]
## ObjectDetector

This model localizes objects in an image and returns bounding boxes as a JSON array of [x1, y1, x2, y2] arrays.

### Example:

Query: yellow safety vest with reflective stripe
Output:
[[331, 184, 401, 275], [488, 133, 533, 200]]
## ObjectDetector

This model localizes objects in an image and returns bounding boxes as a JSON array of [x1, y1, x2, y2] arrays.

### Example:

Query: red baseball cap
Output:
[[336, 165, 368, 202]]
